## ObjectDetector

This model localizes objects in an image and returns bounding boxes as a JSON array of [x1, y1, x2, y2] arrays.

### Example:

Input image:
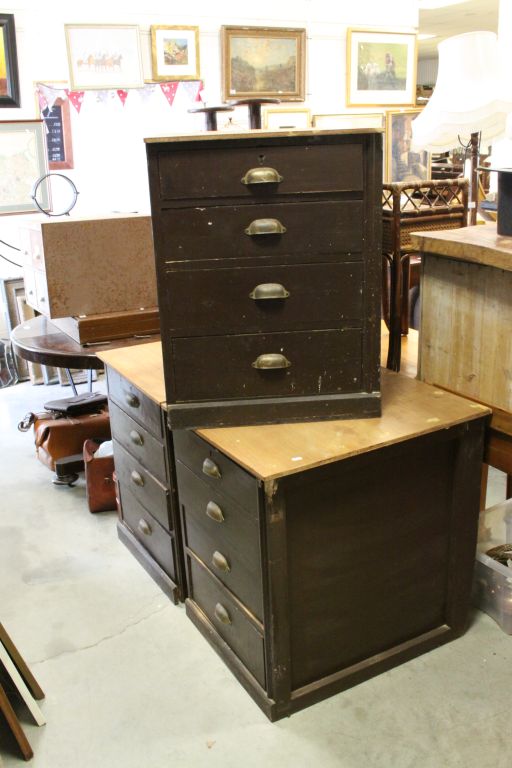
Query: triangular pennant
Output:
[[181, 81, 202, 102], [36, 88, 48, 112], [117, 89, 128, 106], [65, 89, 85, 114], [95, 90, 109, 104], [160, 82, 179, 107], [196, 80, 205, 102], [139, 84, 155, 103]]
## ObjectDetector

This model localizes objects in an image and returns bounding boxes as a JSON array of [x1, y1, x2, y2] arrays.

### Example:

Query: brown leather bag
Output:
[[19, 408, 111, 471], [83, 439, 116, 514]]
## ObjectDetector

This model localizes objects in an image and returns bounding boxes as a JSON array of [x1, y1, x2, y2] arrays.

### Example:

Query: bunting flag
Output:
[[117, 89, 128, 107], [66, 89, 85, 114], [160, 82, 179, 107], [95, 90, 109, 104], [181, 80, 203, 103], [139, 84, 155, 103], [196, 80, 205, 102], [37, 89, 48, 112]]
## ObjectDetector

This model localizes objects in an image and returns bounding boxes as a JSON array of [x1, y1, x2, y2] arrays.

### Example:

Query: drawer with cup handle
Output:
[[113, 440, 172, 531], [109, 400, 168, 485], [107, 366, 163, 439], [121, 487, 176, 582]]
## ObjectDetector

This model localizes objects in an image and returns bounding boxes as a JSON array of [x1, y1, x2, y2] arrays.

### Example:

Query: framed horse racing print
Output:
[[65, 24, 144, 90]]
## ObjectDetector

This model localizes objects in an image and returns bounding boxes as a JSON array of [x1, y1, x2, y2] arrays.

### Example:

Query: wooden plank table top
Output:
[[98, 333, 489, 481], [410, 221, 512, 272]]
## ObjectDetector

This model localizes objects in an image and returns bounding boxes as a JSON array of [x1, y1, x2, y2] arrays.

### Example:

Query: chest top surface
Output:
[[411, 222, 512, 272], [98, 341, 489, 482]]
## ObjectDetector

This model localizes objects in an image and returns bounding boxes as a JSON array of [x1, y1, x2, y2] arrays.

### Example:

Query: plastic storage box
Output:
[[472, 499, 512, 634]]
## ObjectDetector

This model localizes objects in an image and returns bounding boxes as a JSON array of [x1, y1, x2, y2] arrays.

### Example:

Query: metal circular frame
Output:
[[31, 172, 79, 217]]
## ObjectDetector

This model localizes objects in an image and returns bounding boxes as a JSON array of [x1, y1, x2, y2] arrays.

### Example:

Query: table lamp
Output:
[[412, 31, 512, 225]]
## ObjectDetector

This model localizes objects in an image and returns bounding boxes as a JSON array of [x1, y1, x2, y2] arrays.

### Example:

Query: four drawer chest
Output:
[[145, 129, 382, 428], [98, 342, 489, 721]]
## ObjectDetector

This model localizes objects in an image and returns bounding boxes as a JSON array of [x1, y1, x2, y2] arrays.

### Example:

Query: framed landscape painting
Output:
[[0, 121, 49, 213], [222, 26, 306, 101], [0, 14, 20, 107], [346, 30, 417, 107], [151, 25, 200, 81], [65, 24, 144, 90]]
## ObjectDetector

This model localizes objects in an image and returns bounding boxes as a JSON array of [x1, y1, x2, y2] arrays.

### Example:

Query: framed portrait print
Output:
[[0, 120, 50, 213], [65, 24, 144, 90], [0, 14, 20, 107], [222, 26, 306, 101], [263, 107, 311, 130], [312, 113, 383, 130], [385, 109, 430, 183], [150, 25, 200, 81], [346, 30, 417, 107]]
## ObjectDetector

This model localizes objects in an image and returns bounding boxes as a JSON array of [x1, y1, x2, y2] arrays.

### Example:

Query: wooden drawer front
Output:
[[162, 262, 363, 337], [23, 268, 37, 311], [158, 201, 363, 265], [173, 430, 259, 515], [157, 142, 363, 201], [109, 401, 168, 485], [188, 553, 266, 688], [113, 441, 171, 531], [107, 366, 163, 438], [177, 461, 263, 619], [170, 329, 363, 402], [34, 271, 49, 315], [121, 488, 176, 581]]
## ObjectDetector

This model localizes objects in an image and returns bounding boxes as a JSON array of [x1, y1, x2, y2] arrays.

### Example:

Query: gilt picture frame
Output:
[[346, 29, 417, 107], [262, 107, 311, 130], [312, 113, 383, 130], [222, 25, 306, 101], [0, 14, 20, 108], [65, 24, 144, 90], [150, 25, 200, 81], [385, 109, 430, 183]]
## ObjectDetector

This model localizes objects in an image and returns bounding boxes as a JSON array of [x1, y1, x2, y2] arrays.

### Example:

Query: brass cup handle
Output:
[[252, 353, 291, 370], [202, 458, 221, 479], [212, 551, 231, 573], [138, 518, 152, 536], [241, 167, 283, 185], [214, 603, 232, 625], [129, 430, 144, 447], [249, 283, 290, 301], [206, 501, 224, 523], [131, 470, 145, 487], [125, 393, 140, 408], [245, 218, 287, 236]]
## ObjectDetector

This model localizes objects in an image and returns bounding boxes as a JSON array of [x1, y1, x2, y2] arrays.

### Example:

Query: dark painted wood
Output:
[[0, 624, 44, 701], [157, 200, 363, 265], [162, 261, 364, 337], [0, 681, 33, 760], [109, 400, 168, 485], [113, 441, 171, 531], [107, 367, 163, 438], [156, 140, 364, 201], [117, 522, 179, 604]]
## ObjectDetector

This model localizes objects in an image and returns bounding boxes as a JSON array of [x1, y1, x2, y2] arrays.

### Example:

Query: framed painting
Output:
[[65, 24, 144, 90], [150, 25, 200, 81], [0, 14, 20, 107], [0, 120, 50, 214], [312, 113, 383, 130], [346, 30, 417, 107], [222, 26, 306, 101], [263, 107, 311, 130], [385, 109, 430, 183]]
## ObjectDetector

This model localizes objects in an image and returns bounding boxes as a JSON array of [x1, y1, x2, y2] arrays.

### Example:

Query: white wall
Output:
[[0, 0, 418, 334]]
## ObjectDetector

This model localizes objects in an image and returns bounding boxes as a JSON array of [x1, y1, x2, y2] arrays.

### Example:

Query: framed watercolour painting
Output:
[[151, 25, 200, 81], [0, 121, 49, 214], [0, 14, 20, 107], [65, 24, 144, 90], [222, 26, 306, 101], [385, 109, 430, 183], [346, 30, 417, 107]]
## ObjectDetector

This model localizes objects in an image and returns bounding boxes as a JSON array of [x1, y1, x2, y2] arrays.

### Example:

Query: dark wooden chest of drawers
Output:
[[105, 365, 184, 603], [146, 129, 382, 429]]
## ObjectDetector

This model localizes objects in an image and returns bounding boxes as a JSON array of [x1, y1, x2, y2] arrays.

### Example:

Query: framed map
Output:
[[0, 121, 49, 214]]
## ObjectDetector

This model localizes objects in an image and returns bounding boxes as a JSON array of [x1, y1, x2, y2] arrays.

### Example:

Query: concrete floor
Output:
[[0, 377, 511, 768]]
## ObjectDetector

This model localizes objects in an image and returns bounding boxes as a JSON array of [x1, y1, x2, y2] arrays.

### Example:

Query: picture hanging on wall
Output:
[[262, 107, 311, 130], [0, 14, 20, 107], [65, 24, 144, 90], [385, 109, 430, 183], [221, 26, 306, 101], [312, 113, 383, 130], [0, 120, 50, 214], [346, 30, 417, 107], [150, 25, 200, 81]]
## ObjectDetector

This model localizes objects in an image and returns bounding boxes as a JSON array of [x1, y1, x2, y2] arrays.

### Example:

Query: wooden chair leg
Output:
[[480, 464, 489, 510], [0, 681, 33, 761], [400, 254, 410, 335], [0, 624, 44, 700], [386, 246, 402, 371]]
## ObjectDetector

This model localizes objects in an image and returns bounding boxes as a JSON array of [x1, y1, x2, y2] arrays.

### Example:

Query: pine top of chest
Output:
[[144, 128, 382, 144], [98, 341, 489, 481]]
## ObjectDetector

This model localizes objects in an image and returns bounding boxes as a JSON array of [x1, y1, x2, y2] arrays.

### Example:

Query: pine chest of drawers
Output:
[[146, 129, 382, 429]]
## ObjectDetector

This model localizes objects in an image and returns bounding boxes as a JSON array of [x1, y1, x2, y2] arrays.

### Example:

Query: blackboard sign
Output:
[[41, 98, 74, 170]]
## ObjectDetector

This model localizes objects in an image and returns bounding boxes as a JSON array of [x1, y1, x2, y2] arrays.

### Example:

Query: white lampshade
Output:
[[412, 31, 512, 152]]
